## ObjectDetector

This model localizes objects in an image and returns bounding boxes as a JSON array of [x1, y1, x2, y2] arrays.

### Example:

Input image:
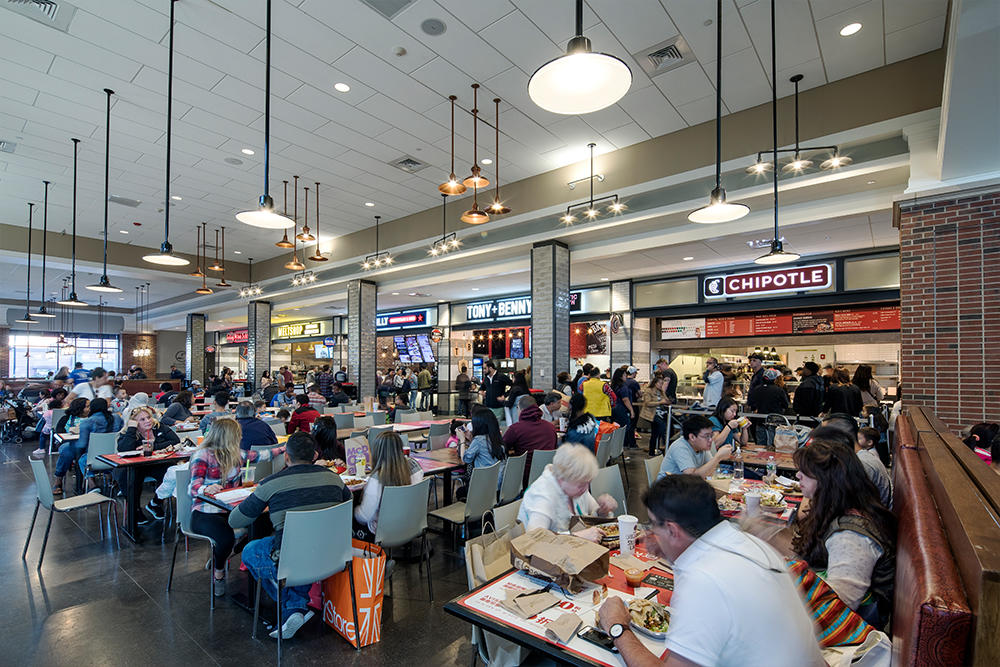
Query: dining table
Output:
[[723, 445, 797, 472], [410, 447, 465, 505], [96, 449, 193, 543]]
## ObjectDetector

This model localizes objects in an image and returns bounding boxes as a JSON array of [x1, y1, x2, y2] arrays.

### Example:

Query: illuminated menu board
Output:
[[661, 305, 900, 340]]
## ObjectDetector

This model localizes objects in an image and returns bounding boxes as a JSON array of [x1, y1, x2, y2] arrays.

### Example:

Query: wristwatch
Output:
[[608, 623, 626, 640]]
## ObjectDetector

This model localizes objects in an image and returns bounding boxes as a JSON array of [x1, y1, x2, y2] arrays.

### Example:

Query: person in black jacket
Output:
[[116, 406, 181, 520], [747, 353, 766, 394], [160, 390, 196, 427], [235, 401, 278, 451], [793, 362, 825, 417], [328, 383, 351, 407], [747, 368, 790, 446], [824, 367, 864, 417]]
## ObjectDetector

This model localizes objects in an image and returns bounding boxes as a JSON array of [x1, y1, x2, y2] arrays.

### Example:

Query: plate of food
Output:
[[628, 598, 671, 639], [341, 476, 367, 487], [760, 495, 789, 512]]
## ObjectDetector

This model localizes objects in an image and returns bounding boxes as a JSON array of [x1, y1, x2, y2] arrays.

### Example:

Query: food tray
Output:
[[630, 620, 668, 641]]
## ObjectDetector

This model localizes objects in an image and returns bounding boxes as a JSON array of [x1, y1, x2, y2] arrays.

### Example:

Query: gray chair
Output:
[[428, 434, 450, 450], [526, 449, 556, 486], [253, 500, 358, 662], [367, 424, 393, 446], [272, 455, 287, 474], [607, 427, 629, 491], [167, 467, 224, 610], [334, 413, 356, 430], [393, 409, 417, 423], [23, 458, 119, 570], [427, 422, 451, 438], [81, 431, 120, 494], [644, 454, 664, 488], [413, 411, 433, 422], [353, 415, 374, 428], [429, 461, 501, 549], [268, 421, 285, 438], [323, 405, 343, 415], [349, 430, 368, 440], [491, 498, 522, 532], [254, 458, 272, 481], [368, 410, 387, 425], [374, 478, 433, 601], [595, 437, 612, 468], [46, 408, 66, 454], [498, 453, 526, 505], [590, 464, 627, 517]]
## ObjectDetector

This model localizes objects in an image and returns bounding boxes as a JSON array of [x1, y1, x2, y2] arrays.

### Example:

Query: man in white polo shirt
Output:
[[599, 475, 823, 666]]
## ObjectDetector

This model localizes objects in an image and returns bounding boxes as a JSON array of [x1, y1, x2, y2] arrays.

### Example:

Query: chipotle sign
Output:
[[704, 263, 832, 299]]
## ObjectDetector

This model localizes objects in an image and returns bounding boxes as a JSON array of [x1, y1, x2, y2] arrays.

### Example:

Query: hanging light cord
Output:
[[793, 75, 801, 155], [71, 138, 79, 294], [25, 203, 34, 314], [314, 182, 321, 255], [41, 181, 49, 309], [589, 143, 595, 207], [263, 0, 272, 200], [770, 0, 779, 240], [574, 0, 583, 38], [714, 0, 723, 191], [164, 0, 175, 247], [102, 88, 114, 275]]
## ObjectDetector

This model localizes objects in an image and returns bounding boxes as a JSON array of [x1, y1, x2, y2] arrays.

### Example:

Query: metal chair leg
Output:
[[209, 553, 216, 611], [423, 532, 433, 602], [347, 560, 361, 650], [167, 533, 180, 592], [251, 576, 263, 640], [276, 582, 283, 664], [22, 500, 40, 560], [97, 502, 105, 541], [112, 501, 121, 550], [37, 510, 54, 570], [387, 546, 393, 598]]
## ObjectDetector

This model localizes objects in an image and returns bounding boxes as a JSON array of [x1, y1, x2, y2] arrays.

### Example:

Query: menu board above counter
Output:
[[660, 306, 900, 340]]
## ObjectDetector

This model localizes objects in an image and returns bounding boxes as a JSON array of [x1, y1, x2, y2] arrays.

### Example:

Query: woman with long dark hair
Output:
[[851, 364, 885, 406], [313, 415, 346, 463], [564, 392, 599, 450], [709, 397, 749, 449], [353, 431, 424, 540], [792, 438, 896, 627], [51, 397, 121, 495], [609, 367, 633, 432]]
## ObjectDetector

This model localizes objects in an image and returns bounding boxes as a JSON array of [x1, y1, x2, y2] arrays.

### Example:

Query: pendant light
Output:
[[87, 88, 123, 292], [239, 257, 264, 299], [488, 98, 511, 215], [308, 181, 327, 261], [208, 228, 224, 271], [32, 181, 56, 317], [15, 202, 37, 325], [215, 227, 232, 287], [430, 193, 461, 256], [361, 216, 391, 269], [296, 185, 315, 242], [461, 184, 489, 224], [57, 139, 87, 307], [236, 0, 294, 229], [275, 180, 295, 248], [143, 0, 189, 266], [195, 222, 214, 293], [688, 0, 749, 224], [755, 0, 800, 265], [189, 224, 205, 277], [527, 0, 632, 115], [285, 175, 306, 271], [438, 96, 467, 195], [462, 84, 489, 189]]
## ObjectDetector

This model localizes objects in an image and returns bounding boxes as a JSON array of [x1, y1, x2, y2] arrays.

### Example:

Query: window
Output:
[[9, 334, 120, 378]]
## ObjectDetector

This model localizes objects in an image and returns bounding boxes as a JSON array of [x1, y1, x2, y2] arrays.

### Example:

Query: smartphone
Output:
[[642, 573, 674, 591], [577, 626, 618, 653]]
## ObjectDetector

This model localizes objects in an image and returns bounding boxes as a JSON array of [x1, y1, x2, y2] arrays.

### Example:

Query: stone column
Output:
[[247, 300, 271, 394], [530, 240, 570, 390], [185, 313, 207, 387], [609, 280, 633, 369], [897, 187, 1000, 430], [347, 279, 377, 402], [436, 302, 452, 413]]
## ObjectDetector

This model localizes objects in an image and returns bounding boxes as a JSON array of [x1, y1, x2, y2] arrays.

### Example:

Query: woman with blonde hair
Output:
[[188, 417, 282, 596], [116, 405, 181, 517], [353, 430, 424, 540]]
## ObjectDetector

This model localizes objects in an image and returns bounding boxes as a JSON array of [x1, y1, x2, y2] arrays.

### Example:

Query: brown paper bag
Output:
[[510, 528, 610, 592], [545, 613, 583, 644]]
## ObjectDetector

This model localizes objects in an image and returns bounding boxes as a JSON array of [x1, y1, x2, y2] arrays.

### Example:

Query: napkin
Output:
[[610, 554, 653, 572], [213, 487, 256, 504], [500, 589, 559, 619], [544, 613, 583, 644]]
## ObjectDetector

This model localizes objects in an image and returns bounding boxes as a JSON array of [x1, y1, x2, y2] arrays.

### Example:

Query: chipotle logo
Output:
[[704, 263, 831, 298]]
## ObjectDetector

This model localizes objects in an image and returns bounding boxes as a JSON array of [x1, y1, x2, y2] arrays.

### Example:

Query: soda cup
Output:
[[402, 445, 411, 457], [618, 514, 639, 556], [559, 417, 568, 432]]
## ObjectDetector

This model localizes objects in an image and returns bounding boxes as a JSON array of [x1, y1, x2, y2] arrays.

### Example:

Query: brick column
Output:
[[347, 279, 377, 402], [247, 300, 271, 394], [185, 313, 207, 388], [898, 187, 1000, 430], [121, 333, 158, 377], [609, 280, 632, 369], [0, 327, 9, 378], [530, 241, 570, 390], [436, 302, 451, 413]]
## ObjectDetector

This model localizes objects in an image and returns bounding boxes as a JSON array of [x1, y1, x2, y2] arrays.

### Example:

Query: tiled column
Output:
[[185, 313, 207, 387], [530, 240, 570, 390], [436, 302, 452, 413], [609, 280, 632, 369], [347, 279, 377, 402], [247, 300, 271, 394], [0, 327, 11, 379], [898, 187, 1000, 430]]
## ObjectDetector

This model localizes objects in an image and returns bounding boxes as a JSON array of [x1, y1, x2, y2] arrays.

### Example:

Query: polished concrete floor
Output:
[[1, 438, 652, 666]]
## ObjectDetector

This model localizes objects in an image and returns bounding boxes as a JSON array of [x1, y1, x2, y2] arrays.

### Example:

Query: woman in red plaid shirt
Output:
[[188, 418, 284, 597]]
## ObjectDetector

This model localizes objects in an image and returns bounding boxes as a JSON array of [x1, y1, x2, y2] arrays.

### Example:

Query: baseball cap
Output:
[[627, 366, 638, 375], [763, 368, 781, 381]]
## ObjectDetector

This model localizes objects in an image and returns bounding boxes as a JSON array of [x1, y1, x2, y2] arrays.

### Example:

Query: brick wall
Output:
[[0, 327, 8, 377], [898, 188, 1000, 431], [121, 333, 158, 377]]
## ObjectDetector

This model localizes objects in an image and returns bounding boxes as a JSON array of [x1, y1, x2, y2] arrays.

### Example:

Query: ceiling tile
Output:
[[0, 37, 54, 73], [719, 47, 772, 112], [508, 0, 601, 45], [651, 61, 715, 108], [286, 85, 390, 136], [357, 93, 449, 144], [814, 0, 885, 81], [740, 0, 822, 80], [885, 16, 946, 64], [476, 10, 562, 76], [662, 0, 753, 65], [884, 0, 947, 32], [334, 46, 442, 113], [616, 85, 687, 137], [808, 0, 870, 22], [438, 0, 516, 32], [675, 94, 718, 126], [603, 122, 652, 150], [588, 0, 679, 53]]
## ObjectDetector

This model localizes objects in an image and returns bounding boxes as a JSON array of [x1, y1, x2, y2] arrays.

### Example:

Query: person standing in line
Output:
[[825, 368, 863, 417], [455, 365, 473, 417], [609, 367, 633, 438], [654, 357, 678, 405], [317, 364, 334, 399], [637, 373, 670, 455], [581, 367, 615, 420], [479, 361, 511, 425], [793, 361, 826, 417], [852, 364, 885, 407], [746, 352, 766, 395], [417, 364, 433, 410], [747, 368, 790, 446], [701, 357, 724, 408], [334, 366, 348, 383]]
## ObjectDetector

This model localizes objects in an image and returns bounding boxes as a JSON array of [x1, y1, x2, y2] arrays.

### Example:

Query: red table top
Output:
[[97, 451, 191, 467]]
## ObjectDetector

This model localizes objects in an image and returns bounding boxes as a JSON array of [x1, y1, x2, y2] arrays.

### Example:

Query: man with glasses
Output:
[[658, 415, 731, 479], [597, 475, 823, 666]]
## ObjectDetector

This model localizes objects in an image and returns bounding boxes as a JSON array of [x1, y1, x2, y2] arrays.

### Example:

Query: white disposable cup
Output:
[[746, 493, 761, 517], [559, 417, 568, 431], [618, 514, 639, 556]]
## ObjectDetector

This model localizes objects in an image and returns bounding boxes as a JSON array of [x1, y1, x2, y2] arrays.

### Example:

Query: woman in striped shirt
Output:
[[188, 417, 283, 597]]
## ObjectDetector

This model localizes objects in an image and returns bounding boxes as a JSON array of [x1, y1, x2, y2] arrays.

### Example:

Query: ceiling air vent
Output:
[[389, 155, 429, 174], [0, 140, 16, 153], [4, 0, 77, 32], [633, 36, 695, 78], [108, 194, 142, 208], [359, 0, 415, 20]]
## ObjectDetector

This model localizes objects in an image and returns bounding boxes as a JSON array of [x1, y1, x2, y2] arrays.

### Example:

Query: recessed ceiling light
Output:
[[480, 158, 492, 165], [840, 22, 862, 36], [391, 292, 399, 295], [600, 277, 609, 281], [224, 157, 243, 165], [119, 297, 125, 301], [408, 292, 417, 296], [364, 202, 375, 207], [334, 82, 351, 93], [471, 287, 479, 291], [241, 148, 255, 155], [119, 230, 129, 234], [438, 299, 445, 303], [866, 180, 876, 184], [683, 256, 694, 261], [233, 250, 242, 254], [170, 195, 182, 201]]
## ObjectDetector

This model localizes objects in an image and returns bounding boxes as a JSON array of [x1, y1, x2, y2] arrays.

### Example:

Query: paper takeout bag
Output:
[[344, 436, 371, 475], [510, 528, 609, 592]]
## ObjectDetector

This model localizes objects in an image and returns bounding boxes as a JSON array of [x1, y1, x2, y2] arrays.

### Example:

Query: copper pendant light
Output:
[[215, 226, 231, 287], [189, 224, 205, 277], [461, 183, 489, 224], [462, 84, 489, 189], [195, 221, 214, 294], [275, 179, 295, 248], [32, 180, 56, 317], [308, 181, 327, 261], [438, 95, 467, 195], [488, 97, 510, 215], [284, 175, 306, 271], [15, 202, 37, 324], [208, 228, 224, 271], [296, 184, 315, 242], [56, 138, 87, 307]]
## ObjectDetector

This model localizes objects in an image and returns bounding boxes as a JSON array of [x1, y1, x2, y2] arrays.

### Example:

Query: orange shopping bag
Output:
[[593, 421, 618, 454], [322, 539, 386, 648]]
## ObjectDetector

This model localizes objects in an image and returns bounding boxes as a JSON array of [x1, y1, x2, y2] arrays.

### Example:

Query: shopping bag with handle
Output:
[[322, 539, 386, 648]]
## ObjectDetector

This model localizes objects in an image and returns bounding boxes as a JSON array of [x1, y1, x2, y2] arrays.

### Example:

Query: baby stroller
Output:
[[1, 398, 34, 443]]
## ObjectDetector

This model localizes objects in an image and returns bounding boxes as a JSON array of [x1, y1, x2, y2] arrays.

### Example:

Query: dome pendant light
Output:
[[488, 97, 511, 215], [57, 139, 87, 307], [188, 224, 205, 277], [275, 180, 295, 248], [215, 227, 232, 287], [195, 221, 214, 294], [462, 84, 489, 189], [15, 202, 37, 325], [32, 181, 56, 318], [688, 0, 749, 224], [438, 96, 467, 195], [756, 0, 799, 266], [296, 185, 315, 242], [236, 0, 294, 229], [284, 175, 306, 271], [461, 183, 490, 224], [143, 0, 189, 266], [308, 181, 328, 261], [87, 88, 123, 293], [527, 0, 632, 115]]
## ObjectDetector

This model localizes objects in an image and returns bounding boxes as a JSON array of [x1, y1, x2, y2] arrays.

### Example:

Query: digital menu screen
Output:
[[393, 336, 410, 364], [405, 335, 423, 362], [416, 334, 436, 362], [662, 305, 900, 339], [510, 335, 525, 359]]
